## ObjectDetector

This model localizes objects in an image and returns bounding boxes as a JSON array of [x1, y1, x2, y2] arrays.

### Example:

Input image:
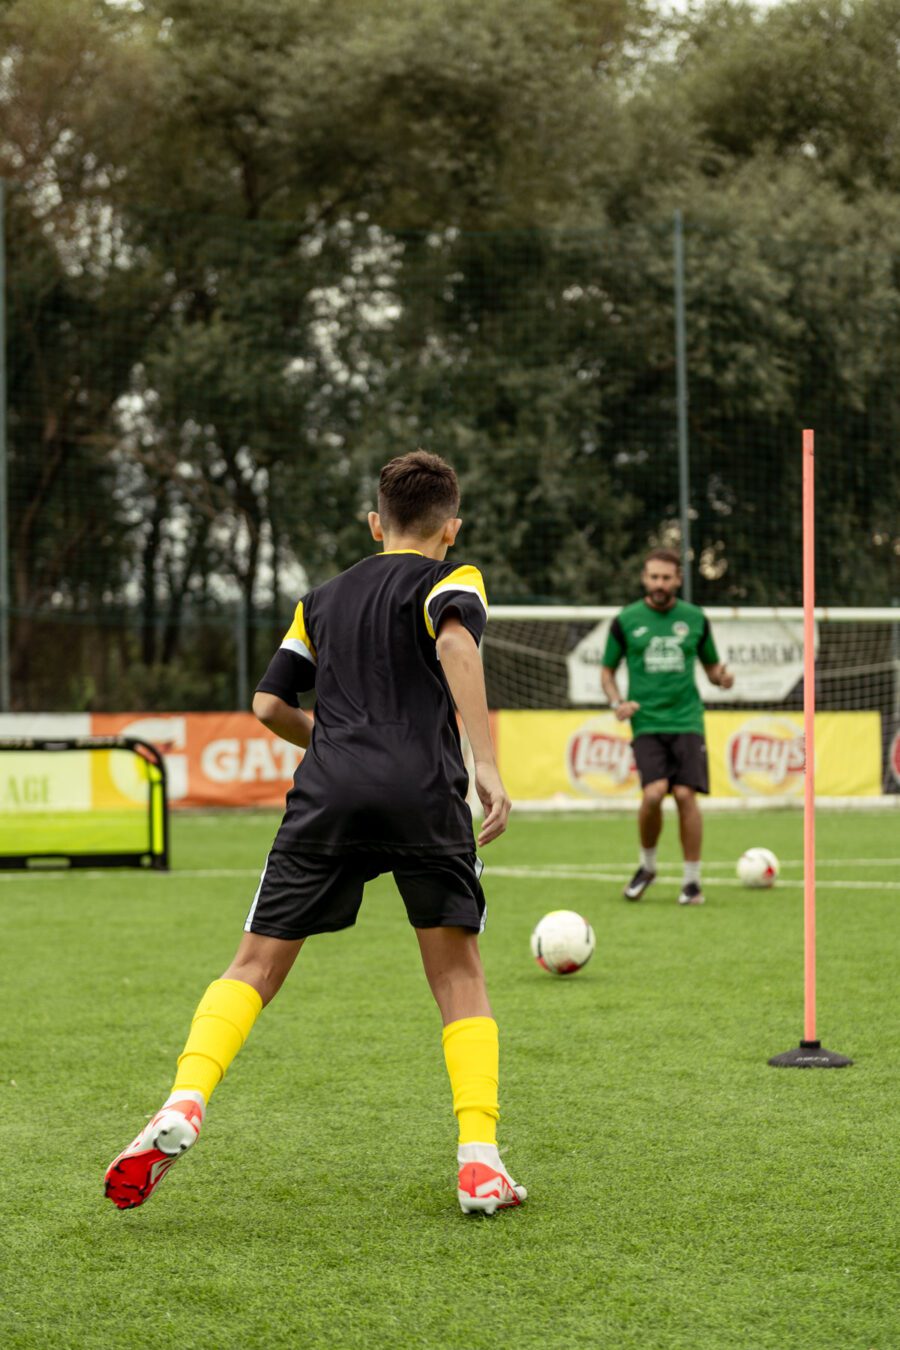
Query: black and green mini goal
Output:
[[0, 736, 169, 870]]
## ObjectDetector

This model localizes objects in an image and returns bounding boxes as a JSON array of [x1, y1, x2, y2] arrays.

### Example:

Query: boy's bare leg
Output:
[[416, 926, 525, 1214], [415, 926, 491, 1024], [221, 932, 305, 1006], [105, 933, 304, 1209]]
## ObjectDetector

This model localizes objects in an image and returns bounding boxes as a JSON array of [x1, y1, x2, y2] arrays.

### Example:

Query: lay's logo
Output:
[[727, 716, 805, 795], [567, 716, 638, 797], [890, 730, 900, 787]]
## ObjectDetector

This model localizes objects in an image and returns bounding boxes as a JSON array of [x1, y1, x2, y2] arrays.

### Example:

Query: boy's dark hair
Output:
[[378, 450, 460, 534], [643, 547, 682, 570]]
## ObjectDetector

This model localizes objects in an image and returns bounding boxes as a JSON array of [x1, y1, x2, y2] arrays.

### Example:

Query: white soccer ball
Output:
[[737, 847, 780, 889], [530, 910, 595, 976]]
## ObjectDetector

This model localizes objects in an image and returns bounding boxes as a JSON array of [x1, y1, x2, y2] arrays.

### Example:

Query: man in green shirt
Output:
[[600, 549, 733, 905]]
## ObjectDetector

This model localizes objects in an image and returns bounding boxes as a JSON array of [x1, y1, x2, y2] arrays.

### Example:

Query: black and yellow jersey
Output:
[[255, 550, 488, 855]]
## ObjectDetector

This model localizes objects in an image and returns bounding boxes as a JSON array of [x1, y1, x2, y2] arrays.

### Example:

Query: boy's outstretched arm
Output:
[[436, 615, 511, 847], [252, 692, 314, 749]]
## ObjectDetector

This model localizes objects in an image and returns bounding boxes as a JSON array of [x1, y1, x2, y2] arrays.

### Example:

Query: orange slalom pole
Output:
[[768, 432, 850, 1066], [802, 428, 817, 1044]]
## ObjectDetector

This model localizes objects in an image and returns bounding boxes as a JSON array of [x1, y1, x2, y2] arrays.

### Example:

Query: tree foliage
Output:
[[2, 0, 898, 707]]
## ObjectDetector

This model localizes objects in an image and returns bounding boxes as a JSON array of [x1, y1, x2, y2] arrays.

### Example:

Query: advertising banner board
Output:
[[0, 708, 886, 808], [496, 709, 882, 802]]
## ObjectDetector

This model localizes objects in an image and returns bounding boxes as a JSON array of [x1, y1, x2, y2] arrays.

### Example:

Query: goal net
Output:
[[0, 736, 169, 869], [483, 607, 900, 806]]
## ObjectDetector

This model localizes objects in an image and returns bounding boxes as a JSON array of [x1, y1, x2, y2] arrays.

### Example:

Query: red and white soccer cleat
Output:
[[104, 1097, 204, 1210], [457, 1160, 527, 1216]]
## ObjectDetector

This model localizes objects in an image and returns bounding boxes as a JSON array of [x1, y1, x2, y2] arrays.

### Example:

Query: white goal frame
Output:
[[477, 604, 900, 811]]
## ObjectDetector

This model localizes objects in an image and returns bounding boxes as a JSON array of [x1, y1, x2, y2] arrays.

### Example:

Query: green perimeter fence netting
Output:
[[5, 208, 899, 718]]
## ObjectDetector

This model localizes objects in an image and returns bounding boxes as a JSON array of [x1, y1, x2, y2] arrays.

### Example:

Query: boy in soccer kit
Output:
[[600, 548, 733, 906], [105, 451, 525, 1216]]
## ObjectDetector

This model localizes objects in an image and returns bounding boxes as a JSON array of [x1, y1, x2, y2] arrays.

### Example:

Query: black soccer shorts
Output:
[[244, 848, 487, 940], [632, 732, 710, 794]]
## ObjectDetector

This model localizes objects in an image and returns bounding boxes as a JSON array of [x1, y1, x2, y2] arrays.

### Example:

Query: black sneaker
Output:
[[677, 882, 705, 906], [623, 867, 656, 901]]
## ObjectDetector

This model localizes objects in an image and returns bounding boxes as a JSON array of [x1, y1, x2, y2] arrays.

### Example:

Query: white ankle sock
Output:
[[683, 861, 701, 885], [640, 847, 657, 872], [458, 1142, 503, 1169], [163, 1089, 206, 1114]]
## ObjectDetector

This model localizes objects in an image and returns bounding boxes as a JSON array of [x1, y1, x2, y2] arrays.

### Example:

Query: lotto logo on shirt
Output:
[[726, 716, 805, 795], [567, 716, 639, 797]]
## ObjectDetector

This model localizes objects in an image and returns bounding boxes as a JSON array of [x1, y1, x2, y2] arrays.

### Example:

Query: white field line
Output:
[[500, 858, 900, 870], [486, 867, 900, 891], [1, 864, 898, 891]]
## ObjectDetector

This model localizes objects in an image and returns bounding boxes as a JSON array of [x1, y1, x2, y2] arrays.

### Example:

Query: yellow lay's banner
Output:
[[499, 711, 639, 801], [707, 712, 880, 797], [497, 710, 882, 802]]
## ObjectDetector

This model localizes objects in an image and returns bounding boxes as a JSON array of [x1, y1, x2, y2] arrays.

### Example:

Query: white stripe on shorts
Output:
[[475, 855, 486, 932], [244, 853, 271, 931]]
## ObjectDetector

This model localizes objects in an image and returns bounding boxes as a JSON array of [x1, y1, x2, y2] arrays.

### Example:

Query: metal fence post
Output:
[[236, 589, 249, 710], [674, 209, 692, 601]]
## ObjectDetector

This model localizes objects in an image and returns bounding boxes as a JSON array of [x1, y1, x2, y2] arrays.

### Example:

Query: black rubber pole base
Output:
[[768, 1040, 853, 1068]]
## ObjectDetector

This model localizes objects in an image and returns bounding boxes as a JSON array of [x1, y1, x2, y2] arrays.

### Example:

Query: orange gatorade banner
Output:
[[87, 711, 493, 809], [496, 710, 882, 802], [90, 713, 304, 808]]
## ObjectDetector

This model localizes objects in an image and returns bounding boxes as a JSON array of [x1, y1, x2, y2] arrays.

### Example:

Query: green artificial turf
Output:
[[1, 808, 898, 1349]]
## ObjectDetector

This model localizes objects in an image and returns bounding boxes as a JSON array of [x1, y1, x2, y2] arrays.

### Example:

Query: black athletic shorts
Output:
[[632, 733, 709, 794], [243, 848, 487, 940]]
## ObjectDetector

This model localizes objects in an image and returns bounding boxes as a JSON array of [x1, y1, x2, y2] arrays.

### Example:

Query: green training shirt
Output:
[[601, 598, 719, 737]]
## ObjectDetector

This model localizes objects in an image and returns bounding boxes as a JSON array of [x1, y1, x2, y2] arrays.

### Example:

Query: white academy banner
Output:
[[566, 618, 815, 705], [567, 620, 614, 705], [695, 620, 814, 703]]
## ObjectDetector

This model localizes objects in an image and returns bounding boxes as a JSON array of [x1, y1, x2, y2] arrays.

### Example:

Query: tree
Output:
[[1, 0, 168, 699], [594, 0, 900, 603], [4, 0, 897, 711]]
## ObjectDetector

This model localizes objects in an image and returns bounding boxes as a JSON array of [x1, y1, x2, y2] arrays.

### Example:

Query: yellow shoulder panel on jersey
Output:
[[423, 565, 488, 640], [281, 600, 317, 664]]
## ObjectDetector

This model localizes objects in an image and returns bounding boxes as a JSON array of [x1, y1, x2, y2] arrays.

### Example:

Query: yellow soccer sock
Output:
[[170, 978, 263, 1104], [442, 1016, 500, 1146]]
